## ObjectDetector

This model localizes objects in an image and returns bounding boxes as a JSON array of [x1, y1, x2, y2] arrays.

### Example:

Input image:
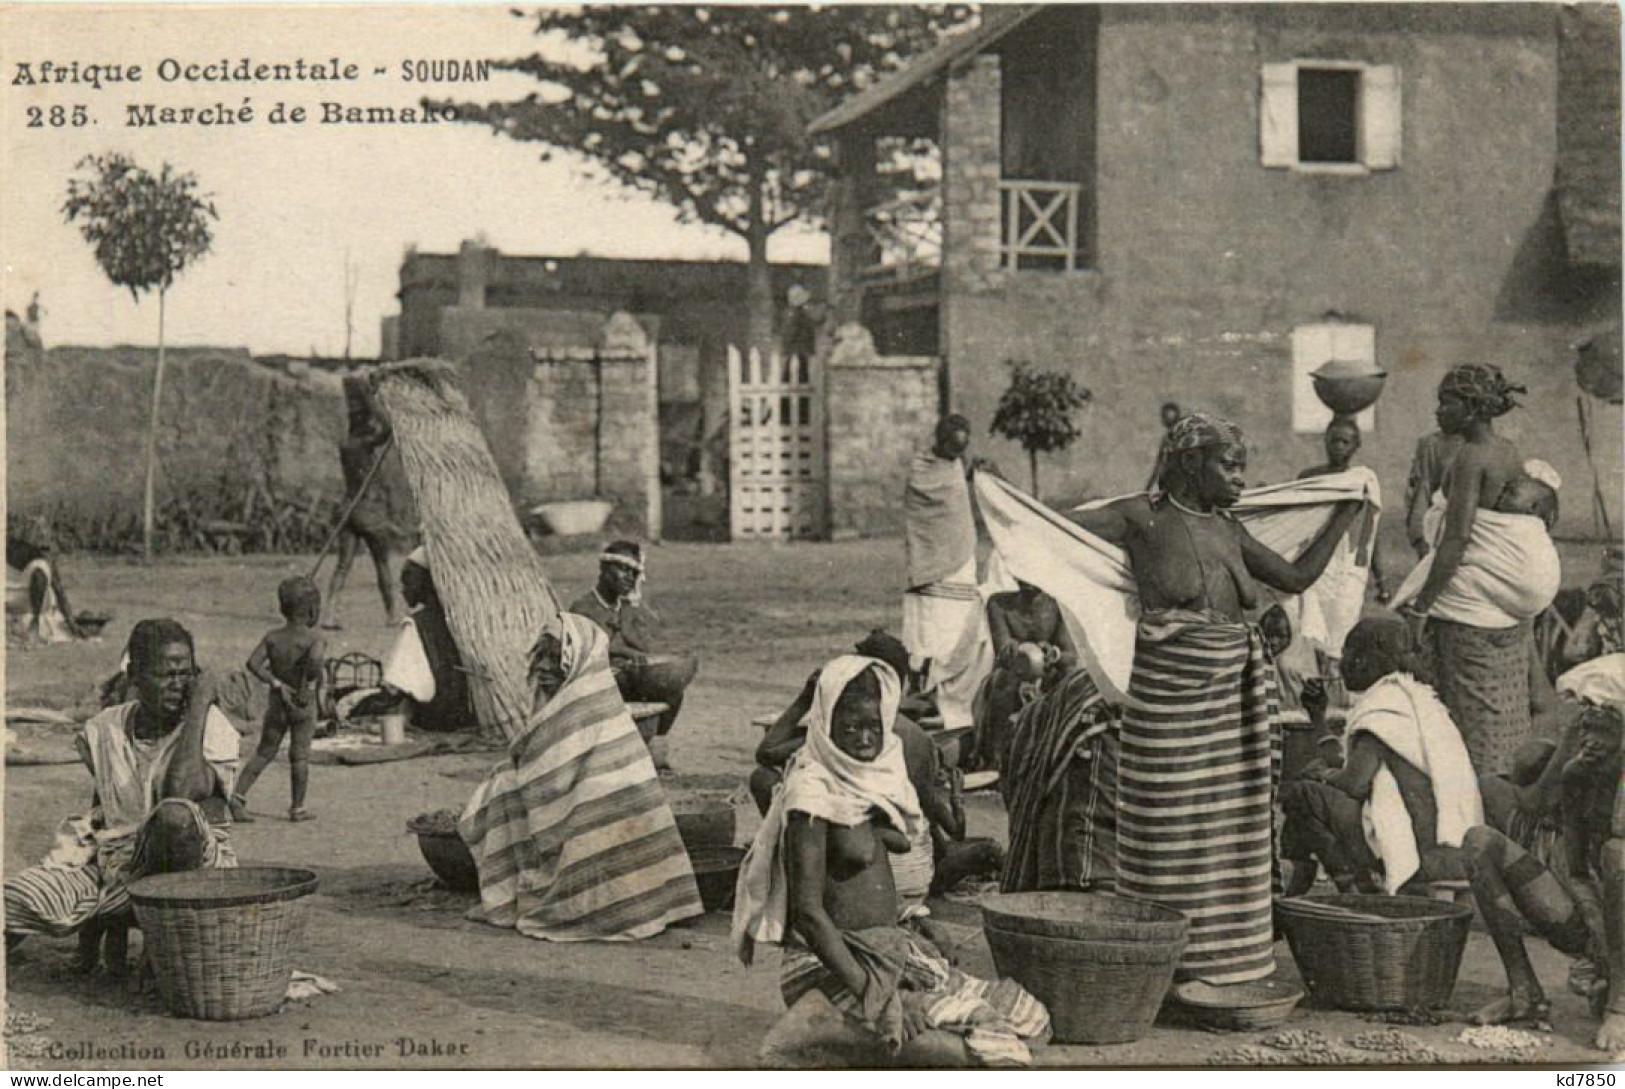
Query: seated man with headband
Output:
[[570, 541, 698, 769]]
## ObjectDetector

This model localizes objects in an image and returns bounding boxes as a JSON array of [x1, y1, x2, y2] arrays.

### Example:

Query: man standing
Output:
[[903, 415, 993, 731], [322, 376, 419, 629], [570, 542, 698, 769]]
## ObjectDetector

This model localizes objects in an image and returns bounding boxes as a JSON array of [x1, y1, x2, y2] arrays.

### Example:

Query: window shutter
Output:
[[1260, 63, 1299, 168], [1360, 65, 1402, 170]]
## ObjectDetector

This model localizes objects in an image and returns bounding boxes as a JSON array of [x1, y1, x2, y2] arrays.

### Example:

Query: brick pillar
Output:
[[456, 239, 490, 309], [830, 133, 877, 327], [941, 53, 1004, 298]]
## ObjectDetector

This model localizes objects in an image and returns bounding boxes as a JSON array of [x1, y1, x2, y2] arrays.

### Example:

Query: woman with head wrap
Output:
[[458, 611, 703, 941], [5, 619, 240, 974], [1396, 363, 1552, 778], [735, 656, 1049, 1067], [1066, 411, 1363, 987]]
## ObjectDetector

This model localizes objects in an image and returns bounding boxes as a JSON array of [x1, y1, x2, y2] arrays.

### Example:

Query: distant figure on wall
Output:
[[1145, 401, 1182, 492], [322, 376, 420, 630], [781, 284, 818, 362]]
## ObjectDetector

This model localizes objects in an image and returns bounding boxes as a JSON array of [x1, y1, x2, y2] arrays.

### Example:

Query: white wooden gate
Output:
[[728, 346, 826, 540]]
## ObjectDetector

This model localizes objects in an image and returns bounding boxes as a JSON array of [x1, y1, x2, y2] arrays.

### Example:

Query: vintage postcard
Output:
[[2, 0, 1622, 1073]]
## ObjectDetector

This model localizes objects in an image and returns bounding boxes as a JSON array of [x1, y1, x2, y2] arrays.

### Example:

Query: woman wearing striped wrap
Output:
[[1068, 413, 1362, 987], [4, 619, 239, 974]]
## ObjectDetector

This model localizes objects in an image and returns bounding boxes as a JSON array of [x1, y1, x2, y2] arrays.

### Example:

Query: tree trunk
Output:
[[141, 288, 167, 563], [745, 177, 775, 355], [1029, 449, 1040, 497]]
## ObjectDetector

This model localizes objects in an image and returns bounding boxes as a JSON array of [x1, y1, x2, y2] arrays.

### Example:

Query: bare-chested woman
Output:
[[1401, 364, 1533, 777], [1068, 412, 1361, 986], [735, 656, 1049, 1066]]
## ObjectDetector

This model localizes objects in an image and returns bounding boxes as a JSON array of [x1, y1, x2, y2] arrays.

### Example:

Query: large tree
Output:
[[434, 6, 971, 351], [63, 154, 216, 561]]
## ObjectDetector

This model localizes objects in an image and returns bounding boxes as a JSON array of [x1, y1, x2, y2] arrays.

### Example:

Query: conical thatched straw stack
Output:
[[369, 358, 562, 742]]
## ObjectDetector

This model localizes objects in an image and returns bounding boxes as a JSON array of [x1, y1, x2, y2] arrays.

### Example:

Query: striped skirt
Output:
[[1117, 615, 1281, 985], [5, 800, 236, 938]]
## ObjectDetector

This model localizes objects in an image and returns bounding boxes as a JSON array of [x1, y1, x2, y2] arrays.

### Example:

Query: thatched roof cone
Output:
[[368, 358, 562, 742]]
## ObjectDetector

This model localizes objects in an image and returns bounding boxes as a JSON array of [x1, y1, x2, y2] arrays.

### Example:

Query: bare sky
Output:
[[1, 5, 829, 357]]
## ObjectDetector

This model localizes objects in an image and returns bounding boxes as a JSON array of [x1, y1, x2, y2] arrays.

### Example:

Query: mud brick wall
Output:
[[5, 319, 346, 541], [826, 327, 941, 540], [450, 309, 656, 538]]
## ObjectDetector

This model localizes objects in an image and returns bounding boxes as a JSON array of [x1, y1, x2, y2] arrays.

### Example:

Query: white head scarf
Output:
[[731, 655, 923, 963]]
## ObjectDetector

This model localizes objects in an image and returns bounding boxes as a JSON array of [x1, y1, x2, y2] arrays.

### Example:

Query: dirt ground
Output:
[[4, 542, 1620, 1069]]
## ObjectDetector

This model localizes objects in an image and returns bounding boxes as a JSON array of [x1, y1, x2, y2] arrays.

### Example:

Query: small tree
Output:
[[63, 154, 217, 561], [989, 361, 1092, 496]]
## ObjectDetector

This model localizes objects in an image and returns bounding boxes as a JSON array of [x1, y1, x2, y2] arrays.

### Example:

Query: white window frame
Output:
[[1291, 322, 1377, 434], [1261, 60, 1402, 175]]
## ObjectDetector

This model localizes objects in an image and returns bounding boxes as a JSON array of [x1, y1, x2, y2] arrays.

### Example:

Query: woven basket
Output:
[[1277, 894, 1472, 1011], [690, 846, 746, 912], [130, 867, 318, 1021], [981, 891, 1188, 1044]]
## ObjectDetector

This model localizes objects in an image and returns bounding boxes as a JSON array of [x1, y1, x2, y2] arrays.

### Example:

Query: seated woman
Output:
[[734, 656, 1050, 1067], [999, 668, 1119, 895], [973, 581, 1078, 773], [460, 612, 702, 941], [1279, 617, 1483, 897], [378, 548, 476, 732], [4, 619, 240, 974], [749, 630, 975, 912], [6, 535, 81, 644]]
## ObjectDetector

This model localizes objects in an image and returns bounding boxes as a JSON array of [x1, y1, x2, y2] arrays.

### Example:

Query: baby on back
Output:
[[1494, 473, 1558, 530]]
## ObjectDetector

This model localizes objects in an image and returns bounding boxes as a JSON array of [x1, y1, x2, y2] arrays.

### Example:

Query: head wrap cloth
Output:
[[1162, 412, 1245, 460], [1439, 364, 1525, 420]]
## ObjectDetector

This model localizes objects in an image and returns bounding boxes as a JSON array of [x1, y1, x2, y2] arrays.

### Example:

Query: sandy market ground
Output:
[[4, 541, 1621, 1069]]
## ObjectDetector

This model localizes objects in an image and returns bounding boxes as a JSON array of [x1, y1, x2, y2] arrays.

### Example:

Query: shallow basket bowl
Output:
[[1172, 978, 1304, 1032], [528, 499, 614, 537], [690, 845, 746, 912], [414, 830, 480, 892], [670, 795, 736, 851]]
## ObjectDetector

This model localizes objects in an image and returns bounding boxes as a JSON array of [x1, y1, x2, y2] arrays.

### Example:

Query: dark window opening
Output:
[[1298, 68, 1359, 164]]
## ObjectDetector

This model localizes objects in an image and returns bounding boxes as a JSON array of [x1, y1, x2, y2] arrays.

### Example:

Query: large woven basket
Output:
[[1277, 894, 1472, 1011], [982, 891, 1188, 1044], [130, 867, 318, 1021]]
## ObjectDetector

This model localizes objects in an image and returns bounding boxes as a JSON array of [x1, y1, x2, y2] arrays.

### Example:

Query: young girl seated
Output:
[[734, 656, 1049, 1067]]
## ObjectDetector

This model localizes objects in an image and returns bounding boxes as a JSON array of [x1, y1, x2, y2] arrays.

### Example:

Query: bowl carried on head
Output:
[[1311, 359, 1387, 417]]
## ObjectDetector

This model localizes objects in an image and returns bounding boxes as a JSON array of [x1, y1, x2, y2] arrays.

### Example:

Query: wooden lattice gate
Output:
[[727, 346, 826, 540]]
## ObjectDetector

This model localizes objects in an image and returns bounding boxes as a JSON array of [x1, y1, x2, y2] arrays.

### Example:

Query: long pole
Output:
[[307, 436, 394, 581], [141, 287, 167, 563]]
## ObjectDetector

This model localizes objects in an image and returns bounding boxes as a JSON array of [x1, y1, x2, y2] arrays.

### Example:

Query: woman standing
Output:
[[1400, 364, 1533, 777], [1068, 413, 1361, 986]]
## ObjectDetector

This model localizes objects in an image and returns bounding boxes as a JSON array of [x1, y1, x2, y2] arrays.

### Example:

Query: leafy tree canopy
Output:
[[62, 154, 216, 301], [434, 6, 973, 243]]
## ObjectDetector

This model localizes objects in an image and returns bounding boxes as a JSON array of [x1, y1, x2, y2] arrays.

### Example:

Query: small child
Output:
[[1494, 474, 1559, 529], [233, 576, 325, 823]]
